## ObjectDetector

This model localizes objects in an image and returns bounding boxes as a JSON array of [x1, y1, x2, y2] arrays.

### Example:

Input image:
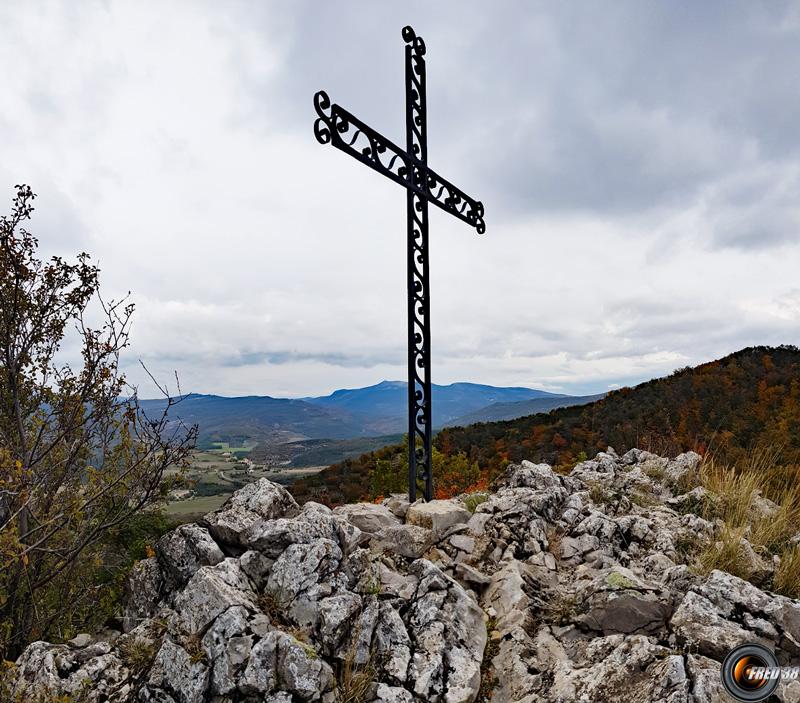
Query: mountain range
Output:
[[302, 380, 577, 432], [290, 346, 800, 504], [140, 380, 601, 451]]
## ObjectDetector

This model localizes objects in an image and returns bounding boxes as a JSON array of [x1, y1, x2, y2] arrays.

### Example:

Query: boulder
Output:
[[12, 641, 131, 702], [663, 451, 701, 486], [449, 533, 475, 553], [407, 560, 486, 703], [156, 523, 224, 590], [373, 523, 434, 559], [122, 557, 163, 632], [173, 558, 257, 634], [201, 478, 299, 548], [580, 592, 671, 636], [671, 591, 759, 660], [406, 499, 471, 535], [373, 683, 415, 703], [146, 638, 209, 703], [200, 605, 253, 696], [240, 630, 334, 700], [454, 562, 491, 588], [383, 493, 411, 519], [333, 502, 400, 534]]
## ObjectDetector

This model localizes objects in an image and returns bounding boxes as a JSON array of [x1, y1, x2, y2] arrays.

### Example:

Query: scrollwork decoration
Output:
[[313, 91, 333, 144], [312, 26, 485, 501]]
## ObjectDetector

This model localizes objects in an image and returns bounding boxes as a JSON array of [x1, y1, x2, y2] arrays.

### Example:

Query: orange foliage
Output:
[[292, 346, 800, 506]]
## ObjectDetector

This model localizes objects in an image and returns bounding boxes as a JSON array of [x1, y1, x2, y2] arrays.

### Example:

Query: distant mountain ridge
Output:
[[304, 380, 564, 431], [140, 380, 590, 449], [138, 393, 366, 445]]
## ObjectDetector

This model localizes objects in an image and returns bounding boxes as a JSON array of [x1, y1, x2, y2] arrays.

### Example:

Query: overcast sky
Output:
[[3, 1, 800, 398]]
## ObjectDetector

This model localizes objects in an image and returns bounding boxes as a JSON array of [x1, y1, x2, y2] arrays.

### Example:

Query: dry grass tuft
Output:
[[335, 644, 375, 703], [696, 525, 753, 581], [774, 546, 800, 599], [588, 483, 609, 505], [258, 589, 292, 628], [694, 449, 800, 597], [478, 618, 500, 702], [543, 592, 579, 626], [182, 633, 207, 665], [545, 526, 563, 561], [673, 532, 702, 563], [118, 637, 158, 675], [334, 619, 377, 703]]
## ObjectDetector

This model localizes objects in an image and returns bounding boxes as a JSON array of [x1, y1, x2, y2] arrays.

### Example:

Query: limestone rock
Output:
[[406, 499, 471, 535], [239, 548, 274, 589], [663, 451, 701, 486], [378, 562, 418, 600], [373, 683, 415, 703], [383, 493, 411, 519], [201, 478, 299, 548], [14, 449, 800, 703], [685, 655, 728, 703], [173, 558, 257, 634], [318, 591, 361, 654], [454, 562, 491, 588], [12, 641, 131, 702], [200, 605, 253, 696], [146, 638, 209, 703], [334, 502, 400, 534], [123, 557, 163, 632], [373, 523, 434, 558], [671, 590, 759, 660], [407, 559, 486, 703], [449, 533, 475, 553], [374, 601, 412, 682], [156, 523, 225, 590]]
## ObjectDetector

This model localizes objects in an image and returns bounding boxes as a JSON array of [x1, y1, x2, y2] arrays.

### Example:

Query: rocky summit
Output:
[[10, 448, 800, 702]]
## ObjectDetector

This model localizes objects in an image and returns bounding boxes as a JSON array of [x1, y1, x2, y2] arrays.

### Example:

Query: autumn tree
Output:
[[0, 185, 196, 658]]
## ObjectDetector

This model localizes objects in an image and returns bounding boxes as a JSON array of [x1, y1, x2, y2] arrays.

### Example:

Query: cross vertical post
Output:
[[313, 26, 486, 503], [404, 28, 432, 502]]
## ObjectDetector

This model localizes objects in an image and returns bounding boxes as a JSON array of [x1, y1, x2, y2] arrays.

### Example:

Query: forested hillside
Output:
[[290, 346, 800, 505]]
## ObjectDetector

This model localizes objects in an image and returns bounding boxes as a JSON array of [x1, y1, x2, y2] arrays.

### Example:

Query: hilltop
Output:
[[10, 448, 800, 702], [444, 392, 605, 427], [438, 345, 800, 471], [291, 346, 800, 505]]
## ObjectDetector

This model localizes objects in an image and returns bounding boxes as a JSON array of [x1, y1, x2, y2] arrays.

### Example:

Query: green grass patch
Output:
[[164, 494, 230, 517]]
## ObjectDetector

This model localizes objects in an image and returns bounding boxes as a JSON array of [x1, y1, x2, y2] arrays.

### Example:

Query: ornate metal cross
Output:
[[313, 26, 485, 502]]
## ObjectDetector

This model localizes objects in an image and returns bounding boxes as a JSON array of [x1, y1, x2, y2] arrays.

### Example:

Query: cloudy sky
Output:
[[3, 1, 800, 398]]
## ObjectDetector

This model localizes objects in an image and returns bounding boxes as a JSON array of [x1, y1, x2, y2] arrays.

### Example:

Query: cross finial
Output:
[[402, 26, 426, 55]]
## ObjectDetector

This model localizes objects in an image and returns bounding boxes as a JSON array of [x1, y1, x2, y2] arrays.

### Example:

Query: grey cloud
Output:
[[245, 1, 800, 250], [705, 168, 800, 250], [3, 1, 800, 398], [219, 349, 405, 369]]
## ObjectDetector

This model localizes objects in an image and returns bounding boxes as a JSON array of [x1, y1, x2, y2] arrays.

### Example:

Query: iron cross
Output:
[[313, 26, 485, 502]]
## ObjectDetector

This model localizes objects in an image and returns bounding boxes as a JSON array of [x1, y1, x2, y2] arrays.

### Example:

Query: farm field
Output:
[[163, 441, 324, 522]]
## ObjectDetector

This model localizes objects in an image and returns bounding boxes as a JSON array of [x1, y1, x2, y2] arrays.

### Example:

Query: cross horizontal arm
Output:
[[314, 91, 485, 234]]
